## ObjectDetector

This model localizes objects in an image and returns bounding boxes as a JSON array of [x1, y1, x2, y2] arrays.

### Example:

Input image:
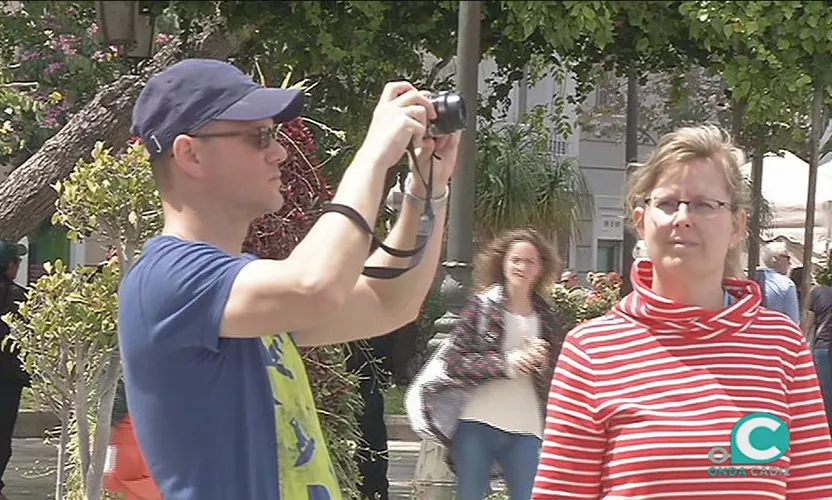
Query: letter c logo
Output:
[[730, 413, 789, 465]]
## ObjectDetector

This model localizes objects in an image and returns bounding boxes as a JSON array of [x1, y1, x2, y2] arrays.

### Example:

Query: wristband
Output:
[[404, 173, 449, 209]]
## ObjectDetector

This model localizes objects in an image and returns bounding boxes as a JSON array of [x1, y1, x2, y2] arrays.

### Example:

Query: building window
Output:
[[597, 240, 622, 273], [549, 136, 568, 157]]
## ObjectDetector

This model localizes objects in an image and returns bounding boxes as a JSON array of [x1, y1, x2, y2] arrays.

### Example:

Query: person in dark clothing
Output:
[[806, 279, 832, 429], [346, 320, 420, 500], [347, 335, 394, 500], [0, 241, 31, 500], [790, 266, 805, 310]]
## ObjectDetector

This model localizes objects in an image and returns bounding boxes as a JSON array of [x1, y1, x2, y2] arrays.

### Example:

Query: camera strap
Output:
[[320, 140, 435, 280]]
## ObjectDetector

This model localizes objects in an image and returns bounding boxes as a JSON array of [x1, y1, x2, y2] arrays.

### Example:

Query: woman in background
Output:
[[413, 227, 569, 500]]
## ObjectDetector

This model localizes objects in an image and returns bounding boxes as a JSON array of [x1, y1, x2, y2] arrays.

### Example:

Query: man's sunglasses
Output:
[[190, 124, 283, 150]]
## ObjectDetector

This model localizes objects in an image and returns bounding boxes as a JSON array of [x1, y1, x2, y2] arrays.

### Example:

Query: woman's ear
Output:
[[731, 208, 749, 248], [632, 206, 646, 239]]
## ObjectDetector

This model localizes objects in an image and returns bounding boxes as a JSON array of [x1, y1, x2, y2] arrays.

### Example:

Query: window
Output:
[[549, 136, 568, 157], [597, 240, 622, 273]]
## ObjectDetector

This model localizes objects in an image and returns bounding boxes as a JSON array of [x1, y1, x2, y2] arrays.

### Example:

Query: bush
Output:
[[550, 271, 622, 327], [242, 117, 363, 498]]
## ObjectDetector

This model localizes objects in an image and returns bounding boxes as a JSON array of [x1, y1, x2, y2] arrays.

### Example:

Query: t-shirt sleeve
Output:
[[129, 239, 254, 353]]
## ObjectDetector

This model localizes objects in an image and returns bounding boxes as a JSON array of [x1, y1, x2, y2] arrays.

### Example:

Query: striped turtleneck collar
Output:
[[613, 258, 762, 338]]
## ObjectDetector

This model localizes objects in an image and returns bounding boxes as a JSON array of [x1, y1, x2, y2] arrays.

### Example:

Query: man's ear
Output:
[[171, 135, 204, 180]]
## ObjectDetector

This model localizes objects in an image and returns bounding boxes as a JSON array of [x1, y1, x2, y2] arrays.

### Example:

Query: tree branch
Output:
[[0, 20, 253, 241]]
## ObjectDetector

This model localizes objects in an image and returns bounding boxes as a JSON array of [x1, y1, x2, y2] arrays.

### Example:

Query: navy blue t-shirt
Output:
[[118, 235, 280, 499]]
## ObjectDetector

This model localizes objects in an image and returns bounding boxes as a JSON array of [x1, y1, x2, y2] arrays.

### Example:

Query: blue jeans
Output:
[[813, 347, 832, 427], [451, 420, 542, 500]]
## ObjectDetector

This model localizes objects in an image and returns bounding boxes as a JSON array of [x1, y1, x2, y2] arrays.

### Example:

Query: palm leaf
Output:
[[474, 119, 594, 251]]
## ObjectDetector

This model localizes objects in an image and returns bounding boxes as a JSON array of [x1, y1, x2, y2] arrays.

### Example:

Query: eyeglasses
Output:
[[779, 254, 791, 261], [190, 124, 283, 150], [644, 197, 734, 218]]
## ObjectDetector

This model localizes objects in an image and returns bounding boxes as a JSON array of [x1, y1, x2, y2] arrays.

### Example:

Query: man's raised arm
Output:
[[220, 82, 438, 339], [293, 131, 460, 347]]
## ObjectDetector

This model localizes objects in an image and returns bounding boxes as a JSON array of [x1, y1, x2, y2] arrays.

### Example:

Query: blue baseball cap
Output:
[[131, 58, 304, 157]]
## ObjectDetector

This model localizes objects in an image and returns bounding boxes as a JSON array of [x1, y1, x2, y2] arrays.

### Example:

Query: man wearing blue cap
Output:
[[0, 240, 29, 500], [119, 58, 460, 500]]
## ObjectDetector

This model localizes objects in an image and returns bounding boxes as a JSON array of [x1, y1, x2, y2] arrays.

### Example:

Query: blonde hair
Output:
[[624, 125, 750, 278], [473, 227, 561, 299]]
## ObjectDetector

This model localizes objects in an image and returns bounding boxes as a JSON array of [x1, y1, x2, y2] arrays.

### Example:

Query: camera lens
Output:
[[428, 91, 467, 136]]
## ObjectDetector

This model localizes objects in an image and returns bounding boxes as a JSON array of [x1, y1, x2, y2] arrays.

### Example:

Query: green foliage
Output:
[[52, 141, 162, 247], [550, 273, 622, 328], [475, 111, 593, 244], [0, 85, 47, 163], [503, 2, 694, 98], [406, 284, 446, 382], [679, 1, 832, 153], [301, 346, 364, 499], [2, 259, 119, 415], [816, 250, 832, 287], [0, 1, 133, 165]]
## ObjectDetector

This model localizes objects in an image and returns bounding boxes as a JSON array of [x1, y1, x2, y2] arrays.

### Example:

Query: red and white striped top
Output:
[[533, 259, 832, 499]]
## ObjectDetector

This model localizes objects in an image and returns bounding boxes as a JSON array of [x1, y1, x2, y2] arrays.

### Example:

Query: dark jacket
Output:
[[408, 284, 570, 448], [0, 275, 30, 386]]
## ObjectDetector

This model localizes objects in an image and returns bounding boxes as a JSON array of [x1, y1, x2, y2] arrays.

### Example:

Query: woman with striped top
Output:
[[532, 125, 832, 499]]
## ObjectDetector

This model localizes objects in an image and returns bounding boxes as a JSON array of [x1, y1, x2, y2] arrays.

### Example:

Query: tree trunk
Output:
[[747, 148, 764, 278], [85, 350, 123, 500], [801, 81, 824, 323], [74, 371, 91, 495], [55, 410, 70, 500], [621, 66, 639, 295], [0, 22, 252, 241]]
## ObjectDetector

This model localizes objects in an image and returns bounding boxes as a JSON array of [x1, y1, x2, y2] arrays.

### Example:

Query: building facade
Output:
[[476, 58, 656, 276]]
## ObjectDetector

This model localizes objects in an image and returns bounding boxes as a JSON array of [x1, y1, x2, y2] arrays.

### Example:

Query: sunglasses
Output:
[[190, 124, 283, 150]]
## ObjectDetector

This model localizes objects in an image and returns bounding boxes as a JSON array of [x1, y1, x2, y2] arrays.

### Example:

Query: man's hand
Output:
[[407, 129, 462, 199], [358, 81, 436, 170]]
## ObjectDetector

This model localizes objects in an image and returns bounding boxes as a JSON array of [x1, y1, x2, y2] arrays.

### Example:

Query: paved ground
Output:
[[5, 439, 423, 500]]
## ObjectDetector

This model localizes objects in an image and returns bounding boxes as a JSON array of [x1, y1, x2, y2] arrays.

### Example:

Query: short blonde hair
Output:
[[624, 125, 750, 278]]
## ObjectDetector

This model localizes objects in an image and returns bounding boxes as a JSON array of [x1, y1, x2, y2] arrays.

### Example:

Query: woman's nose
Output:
[[672, 203, 693, 227]]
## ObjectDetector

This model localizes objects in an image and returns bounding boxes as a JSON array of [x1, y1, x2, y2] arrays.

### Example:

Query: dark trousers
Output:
[[347, 338, 392, 500], [356, 372, 389, 500], [0, 383, 22, 493]]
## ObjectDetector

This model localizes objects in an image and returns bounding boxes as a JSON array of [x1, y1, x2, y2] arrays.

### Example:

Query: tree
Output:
[[0, 1, 251, 241], [241, 113, 365, 497], [681, 1, 832, 306], [474, 108, 593, 253], [3, 260, 120, 500], [2, 139, 160, 500], [501, 1, 710, 291]]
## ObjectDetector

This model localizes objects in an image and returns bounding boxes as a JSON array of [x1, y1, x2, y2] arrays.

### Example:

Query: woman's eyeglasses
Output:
[[644, 197, 734, 218]]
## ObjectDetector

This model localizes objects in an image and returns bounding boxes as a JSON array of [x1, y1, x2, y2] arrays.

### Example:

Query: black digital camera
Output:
[[427, 91, 467, 136]]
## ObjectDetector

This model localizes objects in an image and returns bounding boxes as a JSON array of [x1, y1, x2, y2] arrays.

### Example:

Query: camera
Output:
[[427, 91, 467, 136]]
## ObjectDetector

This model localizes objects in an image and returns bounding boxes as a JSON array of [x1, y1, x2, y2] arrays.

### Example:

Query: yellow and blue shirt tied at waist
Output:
[[263, 334, 341, 500]]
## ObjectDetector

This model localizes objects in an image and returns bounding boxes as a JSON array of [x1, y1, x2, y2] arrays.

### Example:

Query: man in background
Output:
[[758, 241, 800, 322], [0, 241, 30, 500]]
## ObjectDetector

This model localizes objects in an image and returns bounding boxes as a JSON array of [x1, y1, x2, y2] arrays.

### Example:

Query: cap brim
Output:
[[215, 88, 304, 123]]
